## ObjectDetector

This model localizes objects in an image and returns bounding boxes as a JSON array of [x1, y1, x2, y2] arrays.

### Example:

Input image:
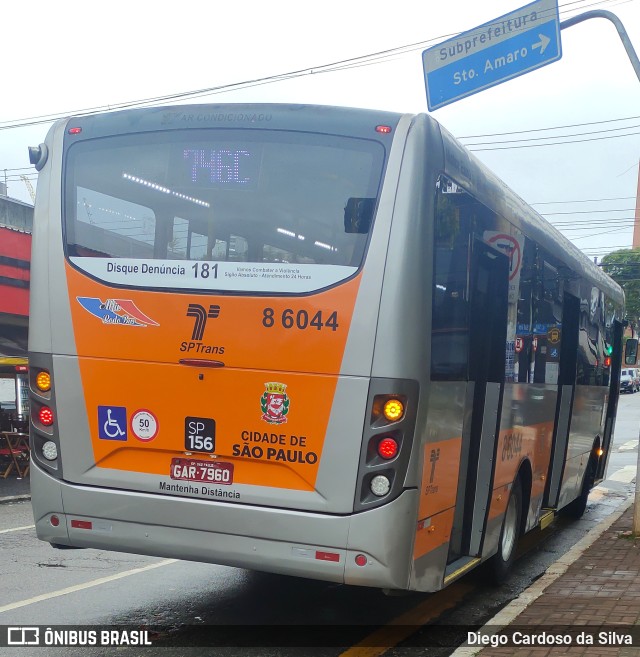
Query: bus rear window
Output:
[[64, 129, 384, 293]]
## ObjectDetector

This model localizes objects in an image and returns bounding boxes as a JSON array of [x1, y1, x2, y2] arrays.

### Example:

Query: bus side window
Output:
[[431, 175, 504, 382], [533, 258, 562, 385], [625, 338, 639, 365], [431, 178, 471, 381], [516, 240, 535, 382], [576, 285, 599, 385]]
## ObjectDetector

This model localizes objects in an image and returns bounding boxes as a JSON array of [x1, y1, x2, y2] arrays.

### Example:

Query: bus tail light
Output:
[[355, 379, 419, 512], [42, 441, 58, 461], [39, 406, 54, 426], [29, 355, 63, 478], [372, 394, 407, 426], [36, 370, 51, 392], [377, 436, 399, 460], [370, 475, 391, 496], [383, 398, 404, 422]]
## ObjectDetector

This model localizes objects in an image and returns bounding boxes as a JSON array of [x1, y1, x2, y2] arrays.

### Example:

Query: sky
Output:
[[1, 0, 639, 262]]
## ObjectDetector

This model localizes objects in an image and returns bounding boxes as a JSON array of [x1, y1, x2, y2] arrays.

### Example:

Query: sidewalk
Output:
[[456, 498, 640, 657]]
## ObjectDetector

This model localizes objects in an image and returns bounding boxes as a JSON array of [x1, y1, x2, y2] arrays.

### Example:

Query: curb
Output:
[[449, 494, 635, 657], [0, 494, 31, 505]]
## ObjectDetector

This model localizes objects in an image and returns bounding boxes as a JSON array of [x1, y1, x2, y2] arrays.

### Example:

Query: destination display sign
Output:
[[423, 0, 562, 110]]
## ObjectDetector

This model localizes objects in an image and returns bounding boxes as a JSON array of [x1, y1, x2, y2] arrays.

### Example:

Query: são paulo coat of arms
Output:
[[261, 382, 290, 424]]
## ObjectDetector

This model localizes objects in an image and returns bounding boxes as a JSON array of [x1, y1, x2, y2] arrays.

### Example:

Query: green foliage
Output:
[[601, 249, 640, 325]]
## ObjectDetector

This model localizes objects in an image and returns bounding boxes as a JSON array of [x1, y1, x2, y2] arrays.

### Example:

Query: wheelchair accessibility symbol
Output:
[[98, 406, 128, 441]]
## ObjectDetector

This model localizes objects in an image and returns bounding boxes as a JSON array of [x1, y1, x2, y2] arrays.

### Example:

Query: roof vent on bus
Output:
[[28, 143, 49, 171]]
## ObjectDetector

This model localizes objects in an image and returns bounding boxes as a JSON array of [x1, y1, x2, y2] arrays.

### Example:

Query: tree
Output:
[[601, 248, 640, 327]]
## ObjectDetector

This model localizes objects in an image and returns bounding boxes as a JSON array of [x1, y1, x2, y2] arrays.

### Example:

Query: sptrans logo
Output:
[[186, 303, 220, 340], [180, 303, 225, 355], [261, 382, 290, 424]]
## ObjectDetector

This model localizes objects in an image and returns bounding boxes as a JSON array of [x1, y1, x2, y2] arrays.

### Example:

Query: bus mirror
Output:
[[28, 143, 49, 171], [344, 198, 375, 234], [624, 338, 638, 365]]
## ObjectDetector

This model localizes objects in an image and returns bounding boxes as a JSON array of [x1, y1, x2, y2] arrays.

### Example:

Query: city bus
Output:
[[28, 104, 627, 592]]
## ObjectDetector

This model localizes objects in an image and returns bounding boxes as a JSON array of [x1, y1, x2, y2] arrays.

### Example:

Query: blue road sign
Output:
[[423, 0, 562, 111]]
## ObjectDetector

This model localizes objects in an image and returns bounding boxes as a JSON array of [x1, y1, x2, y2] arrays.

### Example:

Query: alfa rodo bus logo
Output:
[[261, 382, 290, 424]]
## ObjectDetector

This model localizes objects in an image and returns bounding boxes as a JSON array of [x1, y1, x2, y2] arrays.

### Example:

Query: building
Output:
[[0, 193, 33, 359]]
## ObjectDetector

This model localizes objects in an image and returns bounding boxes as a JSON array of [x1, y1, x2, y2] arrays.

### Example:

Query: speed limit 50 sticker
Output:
[[131, 409, 159, 442]]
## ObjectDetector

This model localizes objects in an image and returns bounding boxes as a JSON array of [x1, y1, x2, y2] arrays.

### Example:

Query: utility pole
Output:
[[560, 11, 640, 83], [635, 160, 640, 249], [635, 160, 640, 536]]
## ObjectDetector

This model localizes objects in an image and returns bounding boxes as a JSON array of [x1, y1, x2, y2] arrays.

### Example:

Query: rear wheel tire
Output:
[[489, 477, 522, 584], [561, 455, 596, 520]]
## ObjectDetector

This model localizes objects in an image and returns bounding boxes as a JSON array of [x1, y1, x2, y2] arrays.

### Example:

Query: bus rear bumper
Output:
[[31, 464, 418, 589]]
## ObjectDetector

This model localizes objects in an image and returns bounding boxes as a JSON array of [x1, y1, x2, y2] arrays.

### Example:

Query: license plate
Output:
[[170, 458, 234, 485]]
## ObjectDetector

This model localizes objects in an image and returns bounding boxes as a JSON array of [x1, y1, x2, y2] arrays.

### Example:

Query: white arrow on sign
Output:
[[533, 33, 551, 55]]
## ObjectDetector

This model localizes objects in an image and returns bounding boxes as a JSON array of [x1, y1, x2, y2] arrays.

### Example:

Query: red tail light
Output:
[[39, 406, 54, 426], [377, 436, 399, 460]]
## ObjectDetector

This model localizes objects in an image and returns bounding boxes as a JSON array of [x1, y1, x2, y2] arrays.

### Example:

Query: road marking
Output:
[[0, 559, 177, 613], [0, 524, 35, 534], [337, 581, 473, 657], [608, 465, 637, 484], [618, 440, 639, 452]]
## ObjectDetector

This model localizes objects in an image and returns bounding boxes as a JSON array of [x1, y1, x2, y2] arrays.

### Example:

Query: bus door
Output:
[[544, 292, 579, 508], [449, 239, 509, 562]]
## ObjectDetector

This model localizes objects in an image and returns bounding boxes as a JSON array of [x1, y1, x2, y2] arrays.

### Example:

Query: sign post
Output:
[[423, 0, 562, 111]]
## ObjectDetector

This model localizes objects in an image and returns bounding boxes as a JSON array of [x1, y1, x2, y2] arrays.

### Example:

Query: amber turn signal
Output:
[[36, 370, 51, 392], [383, 398, 404, 422]]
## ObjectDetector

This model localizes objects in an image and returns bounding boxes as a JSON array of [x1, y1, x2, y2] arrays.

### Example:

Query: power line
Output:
[[542, 208, 637, 215], [549, 215, 639, 222], [550, 227, 636, 236], [532, 195, 637, 205], [462, 123, 640, 147], [468, 130, 640, 151], [572, 226, 636, 240], [582, 248, 636, 254], [458, 115, 640, 140], [0, 166, 33, 173], [551, 222, 638, 230], [0, 0, 627, 133], [582, 244, 637, 248]]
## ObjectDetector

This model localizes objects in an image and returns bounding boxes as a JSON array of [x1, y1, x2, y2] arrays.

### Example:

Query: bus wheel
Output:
[[560, 455, 596, 520], [489, 477, 522, 584]]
